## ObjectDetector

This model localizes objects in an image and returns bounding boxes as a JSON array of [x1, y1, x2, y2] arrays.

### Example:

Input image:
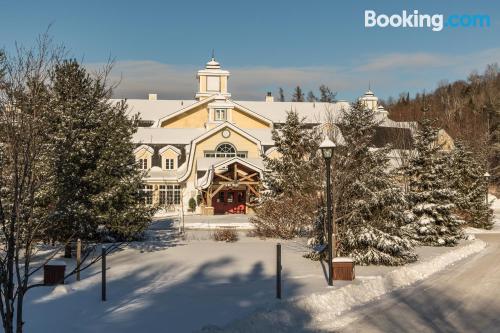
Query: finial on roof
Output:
[[368, 80, 371, 91], [205, 51, 221, 69]]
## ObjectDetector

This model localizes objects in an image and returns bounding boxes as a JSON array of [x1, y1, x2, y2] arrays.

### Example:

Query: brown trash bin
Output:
[[333, 257, 355, 281], [44, 260, 66, 285]]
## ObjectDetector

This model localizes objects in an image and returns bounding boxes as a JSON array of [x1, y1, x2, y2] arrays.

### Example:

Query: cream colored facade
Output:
[[121, 56, 420, 215]]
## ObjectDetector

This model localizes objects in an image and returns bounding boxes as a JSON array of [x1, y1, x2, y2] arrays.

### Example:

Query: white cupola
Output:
[[195, 53, 231, 100], [360, 89, 378, 111]]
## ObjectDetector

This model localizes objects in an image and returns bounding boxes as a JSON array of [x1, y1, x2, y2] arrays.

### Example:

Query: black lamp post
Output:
[[320, 137, 336, 286], [484, 172, 490, 207]]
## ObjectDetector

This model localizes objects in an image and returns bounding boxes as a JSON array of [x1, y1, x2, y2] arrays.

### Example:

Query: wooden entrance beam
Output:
[[247, 184, 260, 197], [215, 173, 233, 182], [239, 172, 258, 182], [211, 184, 225, 198]]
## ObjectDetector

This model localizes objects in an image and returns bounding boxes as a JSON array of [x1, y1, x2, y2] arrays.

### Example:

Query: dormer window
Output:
[[214, 109, 227, 121], [138, 158, 148, 170], [165, 159, 174, 170]]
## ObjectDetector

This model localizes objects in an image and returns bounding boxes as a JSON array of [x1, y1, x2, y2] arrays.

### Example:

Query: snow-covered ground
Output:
[[171, 214, 254, 230], [206, 239, 485, 332], [23, 216, 486, 333]]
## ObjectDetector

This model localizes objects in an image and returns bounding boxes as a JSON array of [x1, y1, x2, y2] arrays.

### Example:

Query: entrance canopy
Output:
[[197, 158, 263, 214]]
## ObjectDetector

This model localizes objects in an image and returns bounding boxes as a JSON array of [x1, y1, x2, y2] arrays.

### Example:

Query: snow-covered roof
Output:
[[115, 99, 197, 123], [243, 128, 274, 145], [117, 97, 349, 125], [196, 157, 265, 171], [235, 100, 349, 124], [195, 157, 266, 189], [133, 127, 205, 144], [146, 166, 181, 180]]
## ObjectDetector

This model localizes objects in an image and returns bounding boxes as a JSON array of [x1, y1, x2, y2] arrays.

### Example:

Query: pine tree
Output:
[[319, 84, 336, 103], [278, 87, 285, 102], [333, 101, 417, 265], [47, 60, 154, 244], [251, 110, 322, 238], [291, 86, 304, 102], [448, 141, 493, 229], [404, 118, 463, 246], [306, 90, 317, 102], [263, 110, 321, 195]]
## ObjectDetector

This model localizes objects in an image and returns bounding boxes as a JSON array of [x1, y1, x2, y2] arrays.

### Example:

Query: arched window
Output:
[[204, 143, 247, 158], [216, 143, 236, 156]]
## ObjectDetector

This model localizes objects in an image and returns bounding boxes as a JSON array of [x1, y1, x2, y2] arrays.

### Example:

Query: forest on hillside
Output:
[[384, 64, 500, 187]]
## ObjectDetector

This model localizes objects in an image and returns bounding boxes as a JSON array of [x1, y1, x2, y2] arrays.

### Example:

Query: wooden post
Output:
[[276, 243, 282, 299], [101, 246, 107, 301], [76, 239, 81, 281], [180, 188, 185, 233]]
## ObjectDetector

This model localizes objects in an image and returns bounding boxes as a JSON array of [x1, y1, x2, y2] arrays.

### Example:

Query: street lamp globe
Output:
[[319, 137, 336, 159], [484, 172, 491, 179]]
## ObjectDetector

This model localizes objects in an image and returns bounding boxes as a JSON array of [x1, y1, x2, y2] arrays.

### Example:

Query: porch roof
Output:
[[195, 157, 265, 189], [196, 157, 265, 171]]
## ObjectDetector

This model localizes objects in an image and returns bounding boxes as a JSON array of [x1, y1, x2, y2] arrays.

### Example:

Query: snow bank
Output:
[[206, 239, 486, 332], [184, 222, 253, 230]]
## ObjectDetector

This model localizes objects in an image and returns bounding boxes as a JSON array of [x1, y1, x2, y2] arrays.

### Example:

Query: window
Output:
[[227, 192, 233, 203], [216, 143, 235, 155], [142, 185, 153, 205], [214, 109, 227, 121], [217, 191, 224, 203], [164, 158, 174, 170], [159, 185, 181, 205], [204, 143, 248, 158], [138, 158, 148, 170]]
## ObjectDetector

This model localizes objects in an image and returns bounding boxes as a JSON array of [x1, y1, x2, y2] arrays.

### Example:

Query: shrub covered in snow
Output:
[[250, 193, 318, 239], [212, 228, 239, 242]]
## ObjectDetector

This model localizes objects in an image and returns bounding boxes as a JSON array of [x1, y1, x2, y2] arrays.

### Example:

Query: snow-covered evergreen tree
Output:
[[46, 60, 155, 244], [251, 110, 322, 238], [404, 118, 463, 245], [448, 141, 493, 229], [333, 101, 417, 265], [263, 109, 321, 195]]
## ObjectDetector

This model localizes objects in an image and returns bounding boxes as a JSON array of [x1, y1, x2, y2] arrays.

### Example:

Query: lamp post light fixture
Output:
[[319, 137, 336, 286]]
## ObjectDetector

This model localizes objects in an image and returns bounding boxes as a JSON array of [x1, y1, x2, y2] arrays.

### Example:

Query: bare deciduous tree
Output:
[[0, 33, 121, 333]]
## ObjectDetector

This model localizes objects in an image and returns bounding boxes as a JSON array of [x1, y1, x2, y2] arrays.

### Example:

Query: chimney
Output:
[[265, 91, 274, 102], [148, 93, 158, 101]]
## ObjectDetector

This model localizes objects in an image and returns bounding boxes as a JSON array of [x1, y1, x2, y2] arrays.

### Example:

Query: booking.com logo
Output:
[[365, 10, 491, 32]]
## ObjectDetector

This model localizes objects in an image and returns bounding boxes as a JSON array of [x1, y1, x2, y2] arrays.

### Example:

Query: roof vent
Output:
[[148, 93, 158, 101]]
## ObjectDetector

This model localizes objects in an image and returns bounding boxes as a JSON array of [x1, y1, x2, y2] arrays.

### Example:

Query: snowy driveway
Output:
[[340, 233, 500, 333]]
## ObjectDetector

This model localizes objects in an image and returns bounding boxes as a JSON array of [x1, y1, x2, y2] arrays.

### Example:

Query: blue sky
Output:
[[1, 0, 499, 101]]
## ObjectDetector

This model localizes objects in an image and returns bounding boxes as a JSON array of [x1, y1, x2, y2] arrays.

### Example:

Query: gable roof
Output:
[[196, 157, 265, 189], [156, 95, 219, 127], [177, 122, 263, 182], [117, 96, 351, 126]]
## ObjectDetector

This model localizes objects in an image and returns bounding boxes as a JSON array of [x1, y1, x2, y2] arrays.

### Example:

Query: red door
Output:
[[213, 190, 246, 214]]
